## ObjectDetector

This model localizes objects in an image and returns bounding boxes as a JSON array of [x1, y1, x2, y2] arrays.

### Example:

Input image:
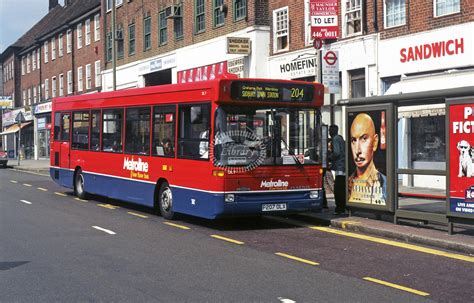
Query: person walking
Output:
[[328, 125, 346, 215]]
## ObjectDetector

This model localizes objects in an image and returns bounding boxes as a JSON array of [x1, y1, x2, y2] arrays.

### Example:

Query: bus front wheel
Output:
[[74, 169, 88, 200], [159, 182, 175, 220]]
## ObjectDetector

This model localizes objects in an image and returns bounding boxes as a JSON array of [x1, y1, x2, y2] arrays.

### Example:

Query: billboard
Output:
[[310, 0, 339, 40], [448, 99, 474, 218]]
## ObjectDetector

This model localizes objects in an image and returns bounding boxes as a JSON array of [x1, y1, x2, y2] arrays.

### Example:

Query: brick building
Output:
[[101, 0, 270, 90]]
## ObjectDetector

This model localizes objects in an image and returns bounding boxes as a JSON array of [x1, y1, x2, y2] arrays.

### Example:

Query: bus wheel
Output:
[[74, 169, 87, 200], [159, 182, 175, 220]]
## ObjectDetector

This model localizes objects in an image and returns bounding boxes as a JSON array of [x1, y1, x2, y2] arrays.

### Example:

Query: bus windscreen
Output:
[[230, 81, 315, 102]]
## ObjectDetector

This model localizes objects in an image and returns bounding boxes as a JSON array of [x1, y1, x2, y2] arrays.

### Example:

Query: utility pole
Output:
[[111, 0, 117, 91]]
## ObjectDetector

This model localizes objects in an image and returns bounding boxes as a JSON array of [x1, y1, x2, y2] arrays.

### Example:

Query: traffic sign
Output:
[[313, 39, 323, 50], [323, 51, 337, 66]]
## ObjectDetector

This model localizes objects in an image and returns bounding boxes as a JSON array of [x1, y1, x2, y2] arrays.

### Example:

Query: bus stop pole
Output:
[[18, 121, 21, 166]]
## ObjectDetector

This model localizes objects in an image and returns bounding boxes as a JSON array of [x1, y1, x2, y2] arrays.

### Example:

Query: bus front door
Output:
[[59, 112, 71, 169]]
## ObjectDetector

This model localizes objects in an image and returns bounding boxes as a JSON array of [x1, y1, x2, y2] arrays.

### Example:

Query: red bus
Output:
[[50, 77, 325, 219]]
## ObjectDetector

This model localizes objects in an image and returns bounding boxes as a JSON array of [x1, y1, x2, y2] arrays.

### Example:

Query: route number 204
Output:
[[291, 88, 304, 99]]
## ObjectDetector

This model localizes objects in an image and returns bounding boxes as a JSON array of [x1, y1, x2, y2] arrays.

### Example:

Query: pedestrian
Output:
[[328, 125, 346, 215]]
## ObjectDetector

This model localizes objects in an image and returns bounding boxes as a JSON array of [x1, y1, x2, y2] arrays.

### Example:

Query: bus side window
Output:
[[54, 112, 61, 141], [90, 110, 101, 151], [102, 109, 123, 153], [125, 107, 150, 155], [178, 103, 210, 160], [152, 106, 176, 157], [71, 111, 90, 150], [60, 113, 71, 141]]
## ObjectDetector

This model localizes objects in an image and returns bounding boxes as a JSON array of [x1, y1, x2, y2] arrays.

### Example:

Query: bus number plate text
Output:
[[262, 203, 287, 212]]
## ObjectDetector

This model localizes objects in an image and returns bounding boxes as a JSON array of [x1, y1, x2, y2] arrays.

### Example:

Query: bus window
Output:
[[90, 110, 101, 151], [54, 112, 61, 141], [178, 103, 210, 160], [60, 113, 71, 141], [152, 106, 176, 157], [72, 111, 90, 150], [125, 107, 151, 155], [102, 109, 123, 153]]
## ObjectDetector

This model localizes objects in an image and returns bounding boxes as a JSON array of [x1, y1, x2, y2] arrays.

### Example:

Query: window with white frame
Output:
[[37, 48, 40, 65], [95, 60, 101, 87], [52, 76, 57, 97], [273, 7, 289, 52], [51, 37, 56, 60], [38, 85, 40, 101], [59, 34, 63, 57], [28, 88, 31, 105], [67, 30, 72, 53], [86, 64, 92, 90], [23, 90, 26, 106], [77, 23, 83, 49], [85, 19, 91, 45], [304, 0, 312, 46], [78, 66, 83, 92], [45, 79, 49, 99], [33, 86, 37, 103], [59, 74, 64, 96], [32, 50, 36, 70], [385, 0, 406, 28], [26, 54, 31, 73], [343, 0, 362, 36], [67, 70, 73, 94], [94, 14, 100, 41], [21, 57, 25, 75], [44, 41, 49, 63], [434, 0, 460, 17], [107, 0, 123, 11]]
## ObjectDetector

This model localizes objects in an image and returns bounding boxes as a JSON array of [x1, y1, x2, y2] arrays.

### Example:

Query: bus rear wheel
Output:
[[159, 182, 175, 220], [74, 169, 88, 200]]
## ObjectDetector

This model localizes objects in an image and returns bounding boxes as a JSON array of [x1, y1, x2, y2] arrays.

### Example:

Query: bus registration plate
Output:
[[262, 203, 287, 212]]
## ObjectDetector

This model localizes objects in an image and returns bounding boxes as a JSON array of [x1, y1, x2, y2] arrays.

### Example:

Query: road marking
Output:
[[10, 180, 17, 183], [310, 226, 474, 263], [74, 198, 88, 202], [277, 297, 296, 303], [128, 212, 148, 219], [92, 226, 116, 235], [23, 183, 32, 187], [363, 277, 430, 297], [54, 192, 67, 197], [20, 200, 32, 205], [37, 187, 48, 192], [97, 204, 120, 210], [275, 252, 319, 266], [163, 222, 190, 230], [211, 235, 244, 245]]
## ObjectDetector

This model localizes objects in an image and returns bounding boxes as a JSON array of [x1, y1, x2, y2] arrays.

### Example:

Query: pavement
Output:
[[6, 158, 474, 255]]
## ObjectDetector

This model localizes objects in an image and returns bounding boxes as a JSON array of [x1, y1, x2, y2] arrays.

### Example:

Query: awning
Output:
[[0, 122, 32, 136], [385, 70, 474, 95]]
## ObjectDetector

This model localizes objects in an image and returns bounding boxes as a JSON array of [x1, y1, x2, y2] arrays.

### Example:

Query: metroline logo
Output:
[[123, 157, 149, 173], [400, 38, 464, 63], [260, 179, 289, 189]]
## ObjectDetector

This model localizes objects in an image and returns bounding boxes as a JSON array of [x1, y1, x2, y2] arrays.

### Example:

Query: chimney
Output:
[[49, 0, 59, 11]]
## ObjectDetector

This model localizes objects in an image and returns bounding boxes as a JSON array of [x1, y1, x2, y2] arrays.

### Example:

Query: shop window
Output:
[[153, 106, 176, 157], [434, 0, 460, 17], [349, 69, 365, 98], [125, 107, 151, 155], [72, 111, 90, 150], [102, 109, 123, 153], [384, 0, 406, 28], [273, 7, 289, 53], [178, 103, 210, 159], [343, 0, 362, 37], [90, 110, 101, 151]]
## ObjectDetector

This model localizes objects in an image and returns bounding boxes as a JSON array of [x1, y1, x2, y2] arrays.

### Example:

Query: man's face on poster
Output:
[[350, 113, 378, 171]]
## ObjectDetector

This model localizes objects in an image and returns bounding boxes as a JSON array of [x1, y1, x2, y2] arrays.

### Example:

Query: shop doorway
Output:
[[144, 69, 172, 87], [38, 129, 50, 158]]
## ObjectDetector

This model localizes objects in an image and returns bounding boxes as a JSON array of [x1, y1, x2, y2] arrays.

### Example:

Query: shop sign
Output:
[[227, 57, 245, 78], [322, 49, 340, 94], [138, 55, 177, 75], [34, 102, 52, 115], [227, 37, 251, 55], [269, 52, 318, 80], [37, 117, 47, 130], [448, 100, 474, 218], [310, 0, 339, 40], [2, 108, 33, 126], [177, 61, 228, 83], [0, 96, 13, 110]]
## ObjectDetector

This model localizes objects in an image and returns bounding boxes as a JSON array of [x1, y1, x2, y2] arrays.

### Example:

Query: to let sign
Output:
[[310, 0, 339, 40]]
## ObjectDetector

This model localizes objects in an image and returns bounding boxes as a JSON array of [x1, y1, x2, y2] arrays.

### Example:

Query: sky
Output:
[[0, 0, 65, 53]]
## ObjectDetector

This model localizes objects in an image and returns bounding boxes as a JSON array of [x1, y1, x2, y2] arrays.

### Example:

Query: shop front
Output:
[[1, 108, 34, 159], [33, 102, 52, 159]]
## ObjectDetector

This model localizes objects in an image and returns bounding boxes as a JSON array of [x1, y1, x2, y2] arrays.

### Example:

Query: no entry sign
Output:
[[310, 0, 339, 40]]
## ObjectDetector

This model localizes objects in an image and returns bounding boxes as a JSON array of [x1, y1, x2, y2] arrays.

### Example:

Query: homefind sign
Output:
[[269, 51, 318, 80]]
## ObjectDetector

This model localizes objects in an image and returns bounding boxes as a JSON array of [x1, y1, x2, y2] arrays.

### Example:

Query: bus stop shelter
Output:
[[338, 86, 474, 234]]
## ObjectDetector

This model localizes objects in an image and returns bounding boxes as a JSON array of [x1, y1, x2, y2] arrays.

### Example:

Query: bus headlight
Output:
[[225, 194, 235, 203], [310, 190, 319, 199]]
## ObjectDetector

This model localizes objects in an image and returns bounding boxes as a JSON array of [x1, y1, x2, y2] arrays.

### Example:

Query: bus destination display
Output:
[[230, 81, 314, 102]]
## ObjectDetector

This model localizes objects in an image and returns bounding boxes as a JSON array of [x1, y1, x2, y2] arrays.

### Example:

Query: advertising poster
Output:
[[449, 101, 474, 217], [347, 110, 387, 206]]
